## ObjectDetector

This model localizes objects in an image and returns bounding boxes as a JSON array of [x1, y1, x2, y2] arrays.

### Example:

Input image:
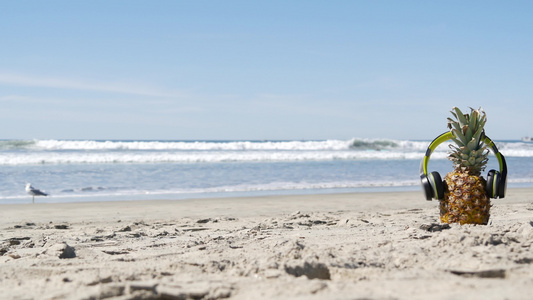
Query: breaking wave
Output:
[[0, 138, 429, 151], [0, 138, 530, 165]]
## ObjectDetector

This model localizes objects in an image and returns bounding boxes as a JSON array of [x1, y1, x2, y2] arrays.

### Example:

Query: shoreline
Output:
[[1, 187, 532, 223], [1, 189, 435, 223], [1, 188, 532, 299]]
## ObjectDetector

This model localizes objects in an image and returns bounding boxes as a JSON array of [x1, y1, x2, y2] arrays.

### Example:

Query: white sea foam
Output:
[[2, 138, 529, 152], [32, 139, 352, 150], [28, 138, 432, 151], [494, 142, 533, 157], [1, 137, 532, 203], [1, 138, 531, 165], [0, 179, 422, 202], [0, 150, 440, 165]]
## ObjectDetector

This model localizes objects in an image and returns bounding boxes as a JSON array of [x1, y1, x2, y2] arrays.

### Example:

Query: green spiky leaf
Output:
[[453, 107, 469, 127], [451, 128, 468, 145], [446, 106, 489, 175]]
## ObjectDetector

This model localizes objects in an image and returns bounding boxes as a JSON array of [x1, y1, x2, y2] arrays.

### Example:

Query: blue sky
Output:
[[1, 1, 532, 140]]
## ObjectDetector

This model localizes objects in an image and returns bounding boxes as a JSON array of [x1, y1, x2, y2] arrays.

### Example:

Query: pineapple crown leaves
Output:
[[447, 107, 486, 146], [446, 107, 489, 174]]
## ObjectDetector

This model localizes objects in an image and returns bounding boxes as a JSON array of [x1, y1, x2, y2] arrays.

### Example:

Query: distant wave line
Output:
[[0, 138, 433, 151], [0, 150, 441, 165]]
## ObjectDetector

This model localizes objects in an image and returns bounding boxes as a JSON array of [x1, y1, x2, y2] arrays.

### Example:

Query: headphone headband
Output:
[[420, 131, 507, 200], [420, 132, 507, 177]]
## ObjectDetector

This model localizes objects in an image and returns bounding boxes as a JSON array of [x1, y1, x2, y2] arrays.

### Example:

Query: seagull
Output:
[[25, 183, 48, 203]]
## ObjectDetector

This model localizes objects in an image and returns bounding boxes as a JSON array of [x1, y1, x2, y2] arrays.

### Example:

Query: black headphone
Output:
[[420, 132, 507, 201]]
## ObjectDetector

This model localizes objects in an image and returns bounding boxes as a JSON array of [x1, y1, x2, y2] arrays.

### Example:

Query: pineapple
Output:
[[440, 107, 491, 225]]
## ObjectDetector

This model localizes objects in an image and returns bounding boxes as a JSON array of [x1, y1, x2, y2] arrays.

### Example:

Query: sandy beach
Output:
[[1, 189, 533, 300]]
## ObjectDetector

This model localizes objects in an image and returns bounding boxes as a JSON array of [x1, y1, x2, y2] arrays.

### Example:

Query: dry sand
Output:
[[1, 188, 533, 300]]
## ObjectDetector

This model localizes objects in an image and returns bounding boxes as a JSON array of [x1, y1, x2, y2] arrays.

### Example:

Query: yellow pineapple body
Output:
[[441, 171, 490, 225]]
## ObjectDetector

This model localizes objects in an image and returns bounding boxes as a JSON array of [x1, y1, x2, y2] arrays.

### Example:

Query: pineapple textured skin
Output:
[[441, 171, 491, 225], [441, 107, 491, 225]]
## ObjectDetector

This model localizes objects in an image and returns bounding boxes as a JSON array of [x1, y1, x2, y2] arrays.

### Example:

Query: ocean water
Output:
[[1, 138, 533, 204]]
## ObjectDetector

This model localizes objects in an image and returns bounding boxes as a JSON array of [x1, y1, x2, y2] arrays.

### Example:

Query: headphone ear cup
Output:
[[421, 175, 433, 200], [429, 172, 445, 200], [498, 173, 507, 199], [486, 169, 500, 198]]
